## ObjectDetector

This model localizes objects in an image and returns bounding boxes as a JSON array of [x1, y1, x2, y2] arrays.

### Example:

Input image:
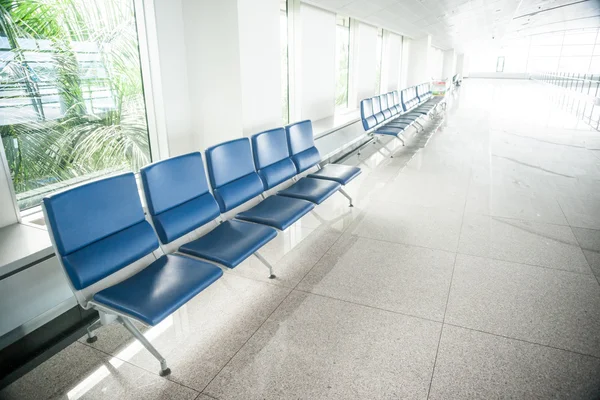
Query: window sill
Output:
[[0, 223, 53, 280], [313, 109, 360, 140]]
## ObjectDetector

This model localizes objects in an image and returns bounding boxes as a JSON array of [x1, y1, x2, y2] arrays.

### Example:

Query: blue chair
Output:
[[380, 93, 420, 129], [402, 87, 433, 117], [285, 120, 362, 206], [205, 138, 315, 231], [251, 127, 341, 205], [140, 152, 279, 278], [417, 83, 445, 109], [43, 173, 223, 376], [360, 97, 410, 156], [414, 84, 437, 112]]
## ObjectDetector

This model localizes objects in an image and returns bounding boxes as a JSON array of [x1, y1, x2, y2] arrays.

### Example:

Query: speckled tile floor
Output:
[[2, 79, 600, 399]]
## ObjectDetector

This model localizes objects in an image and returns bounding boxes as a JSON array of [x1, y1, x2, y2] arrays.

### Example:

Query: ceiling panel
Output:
[[302, 0, 600, 51]]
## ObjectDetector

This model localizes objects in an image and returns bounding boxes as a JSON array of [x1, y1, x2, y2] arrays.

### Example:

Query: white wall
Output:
[[381, 31, 402, 93], [299, 3, 336, 121], [400, 37, 410, 89], [352, 21, 377, 107], [238, 0, 282, 135], [407, 35, 431, 86], [182, 0, 244, 149], [456, 53, 465, 77], [429, 46, 444, 80]]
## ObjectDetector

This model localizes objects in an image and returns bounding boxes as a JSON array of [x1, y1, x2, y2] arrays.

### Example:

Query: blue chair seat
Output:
[[307, 164, 361, 185], [179, 220, 277, 269], [93, 254, 223, 326], [376, 128, 405, 136], [236, 194, 314, 230], [385, 121, 412, 128], [277, 177, 340, 205], [393, 115, 420, 121]]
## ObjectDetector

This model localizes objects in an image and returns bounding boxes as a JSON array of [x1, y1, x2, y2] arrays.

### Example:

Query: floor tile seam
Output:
[[486, 215, 585, 248], [427, 166, 471, 399], [291, 288, 444, 324], [562, 205, 600, 286], [198, 225, 347, 394], [442, 322, 600, 360], [349, 231, 460, 256], [198, 288, 296, 395], [197, 393, 219, 400], [463, 210, 571, 228], [454, 249, 598, 278], [75, 340, 203, 395]]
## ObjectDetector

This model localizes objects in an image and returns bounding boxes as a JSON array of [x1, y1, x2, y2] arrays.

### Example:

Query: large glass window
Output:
[[0, 0, 151, 211], [374, 28, 383, 94], [334, 16, 350, 110], [280, 0, 289, 124]]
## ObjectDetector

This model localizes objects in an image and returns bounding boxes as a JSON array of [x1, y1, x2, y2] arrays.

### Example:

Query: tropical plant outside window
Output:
[[374, 28, 383, 95], [0, 0, 151, 211], [335, 16, 350, 110], [280, 0, 289, 124]]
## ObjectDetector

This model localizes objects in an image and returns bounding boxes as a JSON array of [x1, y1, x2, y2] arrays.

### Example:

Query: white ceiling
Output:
[[303, 0, 600, 51]]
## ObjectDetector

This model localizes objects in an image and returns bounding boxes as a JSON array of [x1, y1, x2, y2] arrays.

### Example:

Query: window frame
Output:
[[0, 0, 162, 221]]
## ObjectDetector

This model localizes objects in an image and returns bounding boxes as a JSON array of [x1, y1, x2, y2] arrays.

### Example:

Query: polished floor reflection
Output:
[[2, 79, 600, 399]]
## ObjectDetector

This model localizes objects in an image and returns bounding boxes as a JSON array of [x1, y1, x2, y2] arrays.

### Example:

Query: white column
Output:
[[298, 3, 336, 121], [149, 0, 192, 157], [237, 0, 282, 135], [456, 53, 465, 77], [181, 0, 244, 150], [399, 37, 409, 89], [381, 31, 402, 93], [406, 35, 432, 86], [442, 49, 457, 80], [352, 21, 377, 107]]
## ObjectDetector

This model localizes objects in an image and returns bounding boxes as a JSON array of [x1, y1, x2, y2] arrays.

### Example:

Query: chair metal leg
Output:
[[338, 188, 353, 207], [414, 120, 424, 131], [119, 316, 170, 376], [380, 138, 396, 158], [395, 134, 405, 147], [254, 251, 276, 279], [86, 318, 102, 343]]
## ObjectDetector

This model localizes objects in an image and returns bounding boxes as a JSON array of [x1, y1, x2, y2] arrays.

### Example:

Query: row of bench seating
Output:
[[360, 82, 445, 157], [42, 120, 361, 376]]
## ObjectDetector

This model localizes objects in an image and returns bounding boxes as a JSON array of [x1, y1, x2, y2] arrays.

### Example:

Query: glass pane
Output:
[[0, 0, 151, 211], [334, 17, 349, 110], [280, 2, 289, 124]]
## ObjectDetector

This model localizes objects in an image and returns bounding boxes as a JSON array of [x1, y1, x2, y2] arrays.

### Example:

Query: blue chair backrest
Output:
[[417, 83, 431, 102], [252, 128, 297, 190], [386, 93, 396, 114], [360, 98, 377, 130], [140, 152, 221, 244], [205, 138, 265, 213], [380, 95, 392, 119], [372, 96, 385, 123], [43, 173, 158, 291], [401, 88, 418, 111], [285, 120, 322, 173], [393, 91, 401, 110]]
